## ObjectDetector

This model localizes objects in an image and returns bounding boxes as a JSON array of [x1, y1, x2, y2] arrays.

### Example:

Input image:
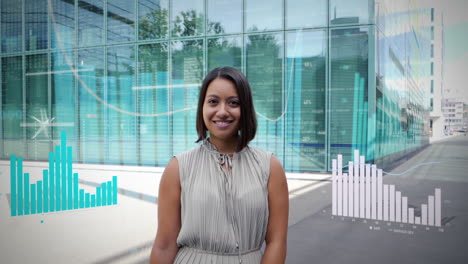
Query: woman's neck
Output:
[[209, 136, 239, 154]]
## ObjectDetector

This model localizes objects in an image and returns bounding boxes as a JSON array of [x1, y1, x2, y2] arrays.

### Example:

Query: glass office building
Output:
[[0, 0, 430, 171]]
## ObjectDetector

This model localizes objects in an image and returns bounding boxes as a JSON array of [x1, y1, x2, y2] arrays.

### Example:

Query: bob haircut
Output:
[[196, 67, 257, 151]]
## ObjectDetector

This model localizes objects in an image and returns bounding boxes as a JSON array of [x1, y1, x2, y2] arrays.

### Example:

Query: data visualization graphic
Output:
[[332, 150, 442, 227], [9, 132, 118, 217]]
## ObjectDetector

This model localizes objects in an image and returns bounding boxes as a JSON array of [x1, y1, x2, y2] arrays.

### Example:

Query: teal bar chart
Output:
[[9, 132, 119, 217]]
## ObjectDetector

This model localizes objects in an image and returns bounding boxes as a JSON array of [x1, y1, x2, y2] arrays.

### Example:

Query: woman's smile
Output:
[[213, 120, 234, 128]]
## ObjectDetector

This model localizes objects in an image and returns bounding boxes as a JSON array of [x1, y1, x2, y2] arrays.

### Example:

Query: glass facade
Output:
[[0, 0, 430, 172], [374, 0, 431, 168]]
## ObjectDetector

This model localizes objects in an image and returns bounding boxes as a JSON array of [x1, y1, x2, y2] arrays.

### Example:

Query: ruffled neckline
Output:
[[201, 138, 249, 155]]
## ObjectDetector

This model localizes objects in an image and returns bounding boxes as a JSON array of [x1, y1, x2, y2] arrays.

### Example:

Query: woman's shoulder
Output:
[[245, 145, 274, 161], [173, 144, 204, 163], [244, 145, 275, 178]]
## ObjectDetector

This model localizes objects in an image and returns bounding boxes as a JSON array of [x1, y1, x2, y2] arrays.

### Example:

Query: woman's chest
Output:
[[183, 161, 268, 211]]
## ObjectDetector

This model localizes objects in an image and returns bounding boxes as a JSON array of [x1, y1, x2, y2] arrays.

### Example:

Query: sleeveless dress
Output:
[[173, 139, 273, 264]]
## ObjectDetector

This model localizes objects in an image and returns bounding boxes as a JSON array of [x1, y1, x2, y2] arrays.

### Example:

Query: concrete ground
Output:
[[0, 136, 467, 263], [287, 135, 468, 264]]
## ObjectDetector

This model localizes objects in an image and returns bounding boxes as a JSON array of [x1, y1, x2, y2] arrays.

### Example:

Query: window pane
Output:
[[25, 0, 48, 50], [246, 33, 284, 156], [246, 0, 282, 32], [171, 0, 204, 37], [50, 0, 75, 49], [285, 30, 326, 171], [138, 43, 170, 166], [1, 0, 22, 53], [330, 0, 370, 26], [2, 56, 25, 157], [171, 39, 203, 153], [78, 0, 105, 46], [26, 54, 49, 160], [207, 36, 242, 71], [107, 45, 137, 164], [78, 48, 105, 163], [107, 0, 135, 43], [138, 0, 169, 40], [329, 27, 369, 165], [207, 0, 242, 35], [287, 0, 327, 29], [51, 51, 76, 156]]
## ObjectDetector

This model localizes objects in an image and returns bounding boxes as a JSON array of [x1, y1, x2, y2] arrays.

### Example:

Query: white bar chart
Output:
[[332, 150, 442, 227]]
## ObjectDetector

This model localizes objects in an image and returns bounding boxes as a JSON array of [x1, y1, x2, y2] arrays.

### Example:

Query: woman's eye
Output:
[[230, 101, 240, 106], [207, 99, 218, 104]]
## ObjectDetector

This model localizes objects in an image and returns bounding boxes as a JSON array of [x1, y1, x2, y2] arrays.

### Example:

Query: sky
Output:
[[424, 0, 468, 102]]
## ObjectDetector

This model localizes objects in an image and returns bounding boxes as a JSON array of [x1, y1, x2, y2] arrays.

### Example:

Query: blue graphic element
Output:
[[9, 132, 119, 217]]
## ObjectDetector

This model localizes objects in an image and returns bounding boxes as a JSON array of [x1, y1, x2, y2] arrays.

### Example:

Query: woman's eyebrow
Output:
[[206, 95, 239, 100]]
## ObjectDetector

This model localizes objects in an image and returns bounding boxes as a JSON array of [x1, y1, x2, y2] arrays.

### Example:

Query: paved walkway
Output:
[[286, 135, 468, 264]]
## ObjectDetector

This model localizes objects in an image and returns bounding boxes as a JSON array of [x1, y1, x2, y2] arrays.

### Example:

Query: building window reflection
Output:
[[0, 0, 431, 173]]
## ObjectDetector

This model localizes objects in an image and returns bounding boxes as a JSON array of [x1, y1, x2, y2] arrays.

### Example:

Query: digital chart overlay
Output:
[[9, 132, 118, 217], [332, 150, 442, 227]]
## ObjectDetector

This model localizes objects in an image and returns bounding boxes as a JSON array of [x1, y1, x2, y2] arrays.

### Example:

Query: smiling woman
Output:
[[150, 67, 289, 264], [196, 67, 257, 153], [202, 78, 241, 149]]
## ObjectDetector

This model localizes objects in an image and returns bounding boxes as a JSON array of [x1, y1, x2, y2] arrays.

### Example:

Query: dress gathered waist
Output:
[[174, 247, 263, 264], [180, 246, 262, 256]]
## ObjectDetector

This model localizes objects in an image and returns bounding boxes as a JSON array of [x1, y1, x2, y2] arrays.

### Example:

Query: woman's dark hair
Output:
[[196, 67, 257, 151]]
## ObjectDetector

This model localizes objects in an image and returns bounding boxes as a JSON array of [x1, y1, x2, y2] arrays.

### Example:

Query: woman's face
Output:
[[203, 78, 241, 143]]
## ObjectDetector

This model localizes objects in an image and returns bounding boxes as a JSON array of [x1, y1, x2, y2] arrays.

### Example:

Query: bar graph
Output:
[[332, 150, 442, 227], [9, 132, 118, 217]]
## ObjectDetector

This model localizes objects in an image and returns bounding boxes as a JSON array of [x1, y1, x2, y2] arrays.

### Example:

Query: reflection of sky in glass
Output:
[[139, 0, 168, 15], [287, 0, 327, 29], [171, 0, 203, 17], [207, 0, 242, 34], [246, 0, 282, 31], [287, 31, 326, 58], [330, 0, 369, 24]]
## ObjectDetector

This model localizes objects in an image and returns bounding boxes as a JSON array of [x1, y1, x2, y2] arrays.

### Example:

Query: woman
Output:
[[150, 67, 289, 264]]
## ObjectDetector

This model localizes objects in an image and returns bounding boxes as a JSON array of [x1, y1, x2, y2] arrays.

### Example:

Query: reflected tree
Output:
[[138, 9, 235, 83], [139, 9, 169, 40]]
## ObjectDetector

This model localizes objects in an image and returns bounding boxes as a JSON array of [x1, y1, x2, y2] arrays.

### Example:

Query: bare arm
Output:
[[150, 158, 181, 264], [261, 155, 289, 264]]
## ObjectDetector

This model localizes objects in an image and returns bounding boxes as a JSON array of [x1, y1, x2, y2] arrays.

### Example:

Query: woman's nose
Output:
[[216, 103, 229, 117]]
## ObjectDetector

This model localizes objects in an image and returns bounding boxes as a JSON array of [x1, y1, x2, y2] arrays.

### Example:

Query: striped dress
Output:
[[173, 139, 272, 264]]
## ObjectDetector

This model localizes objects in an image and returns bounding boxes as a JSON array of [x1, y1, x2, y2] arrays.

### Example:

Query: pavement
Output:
[[0, 136, 467, 263], [286, 135, 468, 264]]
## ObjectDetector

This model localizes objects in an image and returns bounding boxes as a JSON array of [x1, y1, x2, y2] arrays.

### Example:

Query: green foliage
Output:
[[139, 9, 169, 40]]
